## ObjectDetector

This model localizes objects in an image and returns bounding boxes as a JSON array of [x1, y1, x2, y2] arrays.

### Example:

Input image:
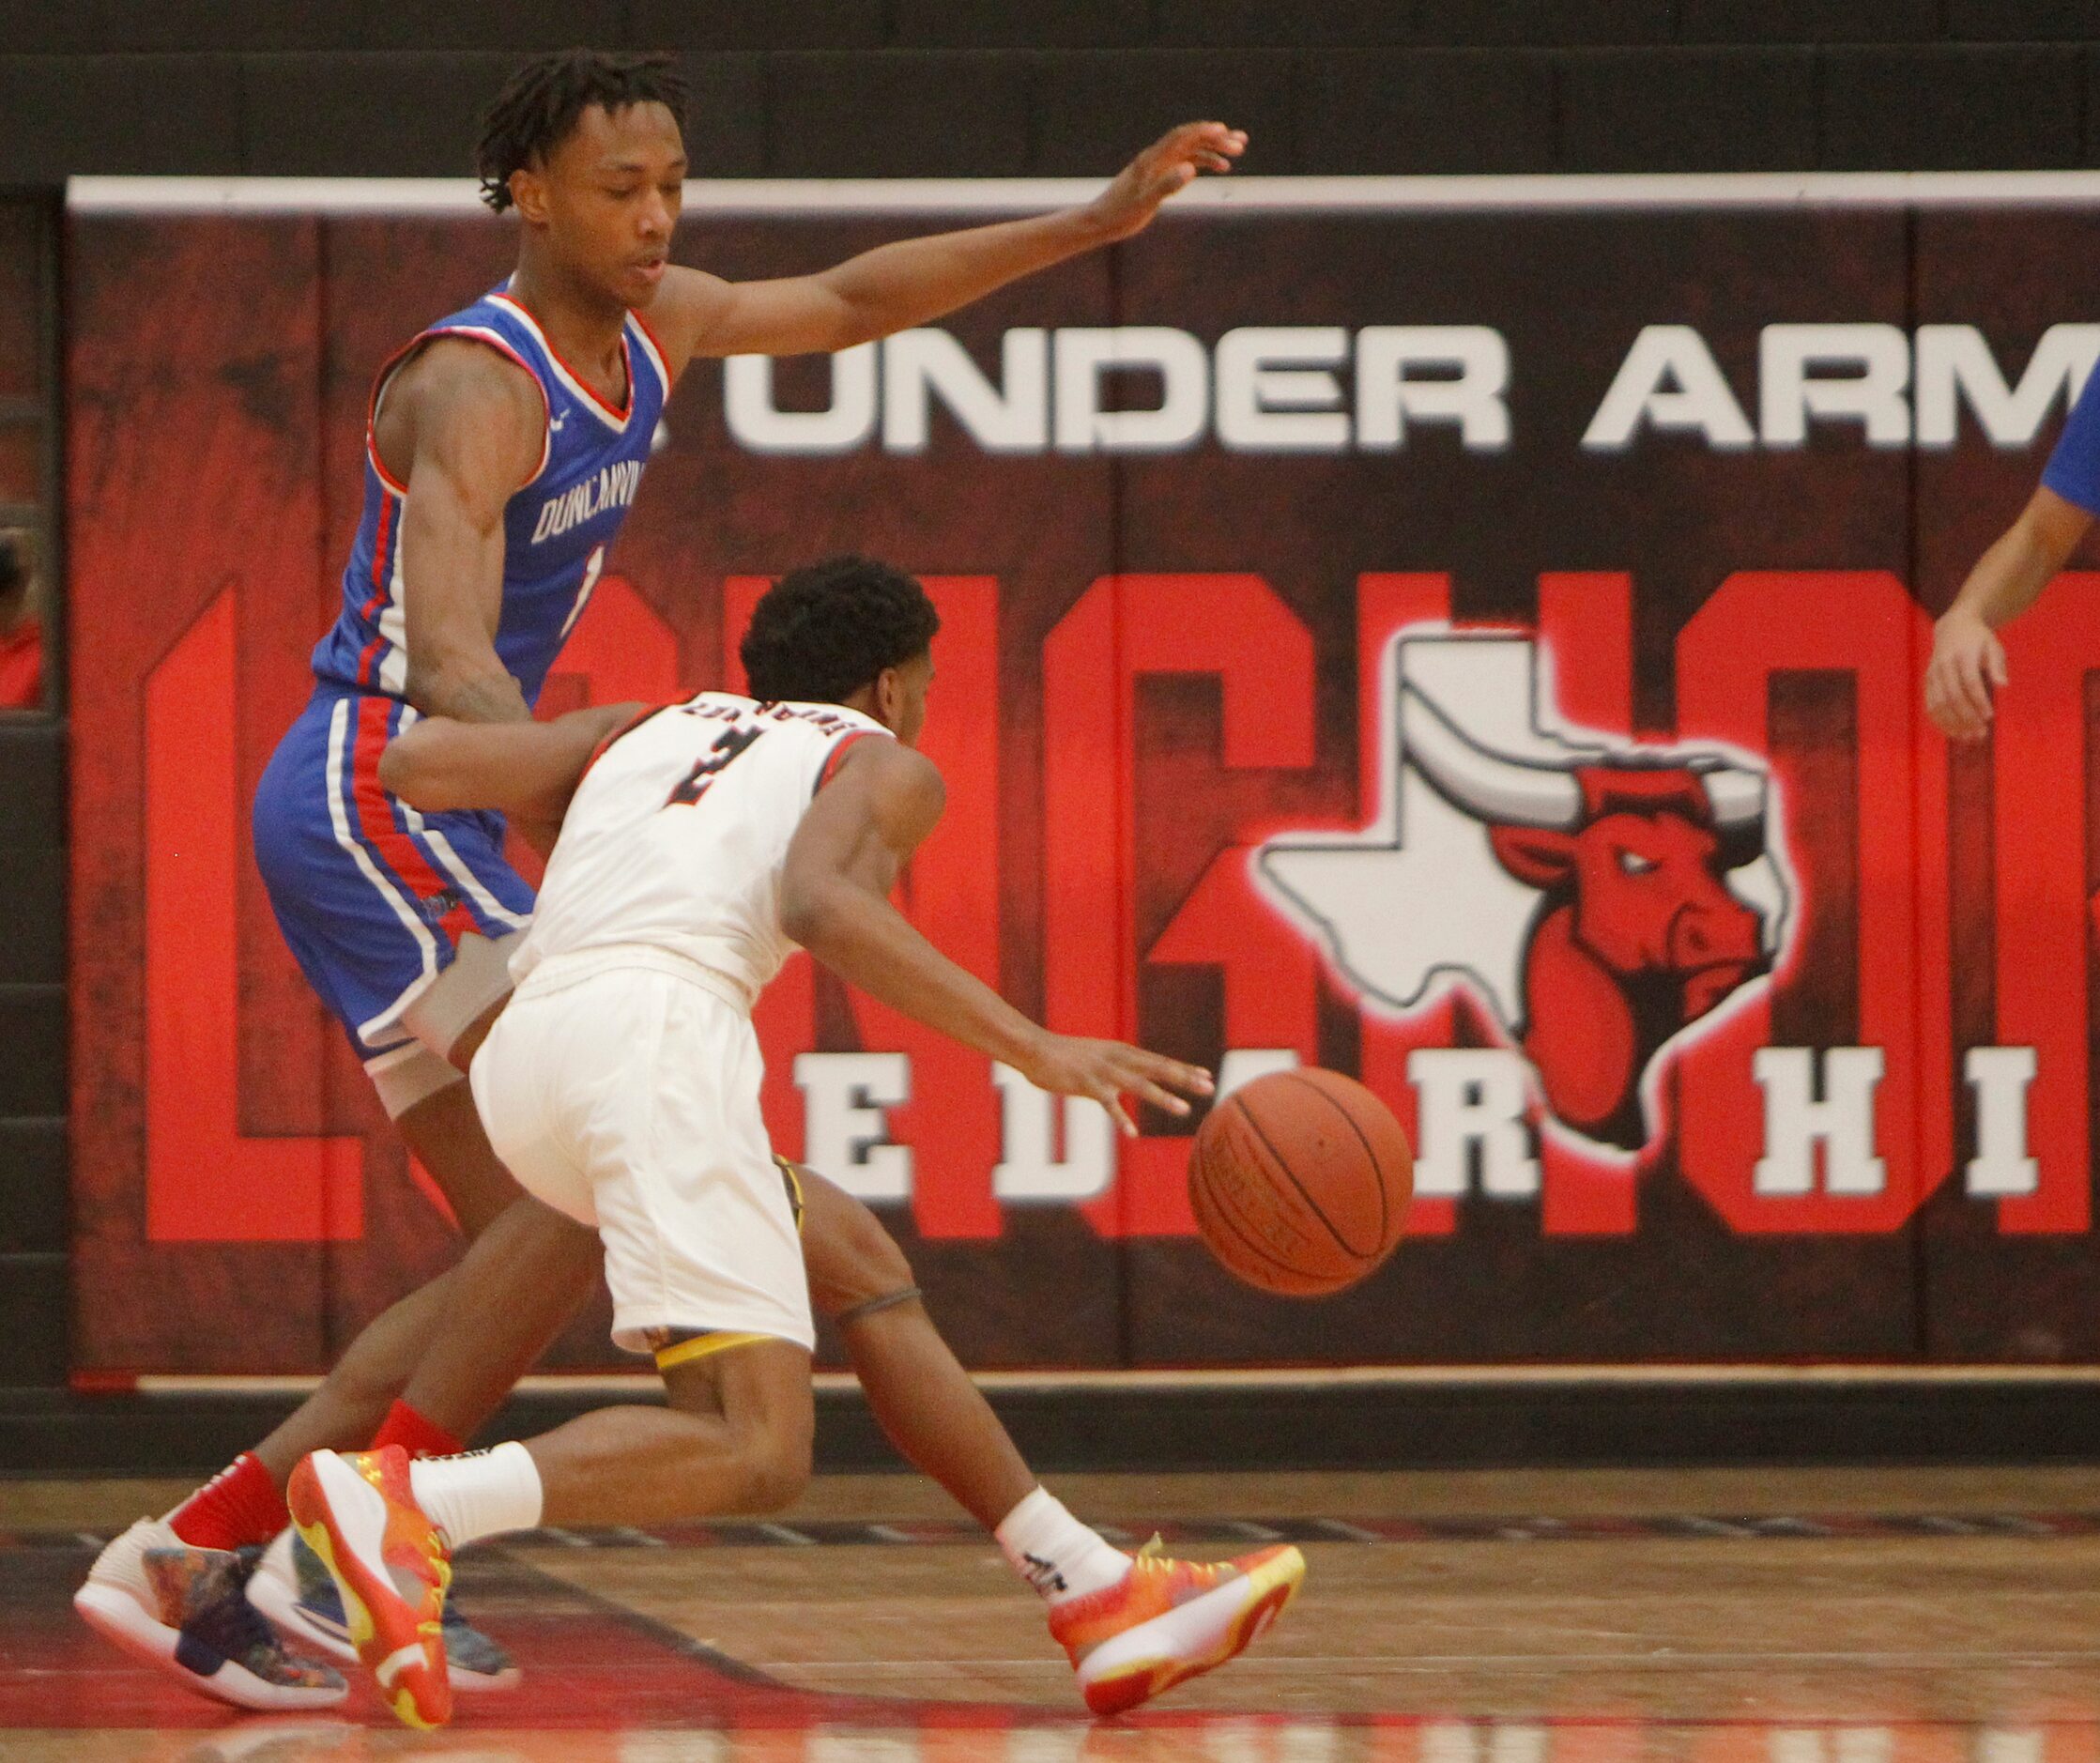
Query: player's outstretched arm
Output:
[[1925, 485, 2091, 741], [379, 701, 639, 824], [780, 741, 1211, 1133], [387, 340, 548, 725], [650, 122, 1246, 364]]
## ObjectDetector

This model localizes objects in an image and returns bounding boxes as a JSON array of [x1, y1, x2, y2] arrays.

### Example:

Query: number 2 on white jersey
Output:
[[666, 723, 765, 807]]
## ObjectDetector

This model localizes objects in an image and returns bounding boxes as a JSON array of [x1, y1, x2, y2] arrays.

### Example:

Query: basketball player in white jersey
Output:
[[289, 557, 1307, 1730]]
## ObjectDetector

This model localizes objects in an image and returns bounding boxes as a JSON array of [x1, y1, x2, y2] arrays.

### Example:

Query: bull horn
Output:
[[1699, 765, 1765, 832], [1400, 686, 1585, 831]]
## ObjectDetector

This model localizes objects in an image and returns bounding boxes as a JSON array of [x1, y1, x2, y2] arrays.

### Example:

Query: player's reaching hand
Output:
[[1924, 611, 2007, 742], [1081, 123, 1247, 244], [783, 738, 1215, 1127], [1015, 1033, 1215, 1138], [1922, 486, 2090, 743], [653, 121, 1244, 364]]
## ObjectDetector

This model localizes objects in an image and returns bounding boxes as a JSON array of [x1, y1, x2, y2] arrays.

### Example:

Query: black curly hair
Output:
[[741, 557, 941, 705], [476, 49, 690, 214]]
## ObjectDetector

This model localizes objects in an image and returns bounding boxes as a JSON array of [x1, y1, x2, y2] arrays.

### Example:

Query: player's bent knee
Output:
[[668, 1385, 810, 1513], [657, 1335, 814, 1513], [732, 1348, 814, 1512], [738, 1448, 810, 1514], [732, 1422, 812, 1513], [827, 1225, 915, 1320], [801, 1170, 917, 1319]]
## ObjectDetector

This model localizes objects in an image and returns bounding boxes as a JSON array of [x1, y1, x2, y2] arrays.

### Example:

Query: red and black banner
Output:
[[66, 183, 2100, 1373]]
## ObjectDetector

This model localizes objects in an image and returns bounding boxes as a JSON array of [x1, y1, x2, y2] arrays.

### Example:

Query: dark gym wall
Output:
[[0, 191, 63, 1395], [4, 4, 2100, 180], [0, 714, 64, 1388]]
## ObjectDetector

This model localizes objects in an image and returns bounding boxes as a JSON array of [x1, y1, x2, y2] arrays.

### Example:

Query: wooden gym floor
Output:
[[2, 1465, 2097, 1759]]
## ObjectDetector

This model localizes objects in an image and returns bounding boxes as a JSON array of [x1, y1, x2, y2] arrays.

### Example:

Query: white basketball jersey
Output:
[[509, 691, 890, 1004]]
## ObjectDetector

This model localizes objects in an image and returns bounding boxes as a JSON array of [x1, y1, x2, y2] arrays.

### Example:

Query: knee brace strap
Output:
[[831, 1285, 923, 1328]]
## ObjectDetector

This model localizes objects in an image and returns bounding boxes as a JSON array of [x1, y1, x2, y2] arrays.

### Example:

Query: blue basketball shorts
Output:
[[252, 688, 536, 1087]]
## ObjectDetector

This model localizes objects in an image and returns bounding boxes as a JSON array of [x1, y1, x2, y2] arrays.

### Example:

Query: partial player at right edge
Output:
[[291, 556, 1305, 1729], [1924, 357, 2100, 739]]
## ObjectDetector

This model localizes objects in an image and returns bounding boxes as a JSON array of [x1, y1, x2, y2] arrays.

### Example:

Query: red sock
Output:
[[167, 1452, 288, 1552], [370, 1400, 465, 1461]]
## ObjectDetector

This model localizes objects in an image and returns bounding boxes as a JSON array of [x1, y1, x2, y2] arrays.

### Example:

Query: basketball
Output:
[[1188, 1068, 1413, 1297]]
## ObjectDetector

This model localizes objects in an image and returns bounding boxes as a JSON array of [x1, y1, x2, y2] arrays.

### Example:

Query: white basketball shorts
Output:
[[468, 948, 815, 1356]]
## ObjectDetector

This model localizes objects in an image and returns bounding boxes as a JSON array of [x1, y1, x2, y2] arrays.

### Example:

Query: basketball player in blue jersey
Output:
[[75, 48, 1247, 1713]]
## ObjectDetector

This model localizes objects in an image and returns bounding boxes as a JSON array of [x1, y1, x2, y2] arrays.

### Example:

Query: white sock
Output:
[[994, 1486, 1129, 1605], [405, 1442, 544, 1549]]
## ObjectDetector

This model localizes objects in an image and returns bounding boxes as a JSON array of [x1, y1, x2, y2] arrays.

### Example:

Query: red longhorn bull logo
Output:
[[1258, 632, 1795, 1153]]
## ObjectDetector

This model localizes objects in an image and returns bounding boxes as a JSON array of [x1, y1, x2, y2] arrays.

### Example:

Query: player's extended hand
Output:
[[1017, 1033, 1215, 1137], [1924, 609, 2008, 742], [1081, 122, 1247, 244]]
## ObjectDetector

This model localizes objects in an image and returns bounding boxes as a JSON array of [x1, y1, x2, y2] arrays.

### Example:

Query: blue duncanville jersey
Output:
[[310, 283, 671, 707]]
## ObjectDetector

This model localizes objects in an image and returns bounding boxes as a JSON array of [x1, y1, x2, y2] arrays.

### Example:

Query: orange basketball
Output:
[[1188, 1067, 1413, 1297]]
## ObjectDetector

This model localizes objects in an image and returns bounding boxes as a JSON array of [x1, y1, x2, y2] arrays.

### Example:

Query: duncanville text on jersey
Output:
[[532, 457, 643, 544]]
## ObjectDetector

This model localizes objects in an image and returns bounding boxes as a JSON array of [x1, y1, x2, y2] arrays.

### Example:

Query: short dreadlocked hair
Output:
[[476, 49, 689, 213], [742, 558, 941, 706]]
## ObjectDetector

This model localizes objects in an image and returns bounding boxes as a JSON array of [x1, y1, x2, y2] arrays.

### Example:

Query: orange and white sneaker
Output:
[[1047, 1537, 1305, 1715], [284, 1447, 452, 1730]]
